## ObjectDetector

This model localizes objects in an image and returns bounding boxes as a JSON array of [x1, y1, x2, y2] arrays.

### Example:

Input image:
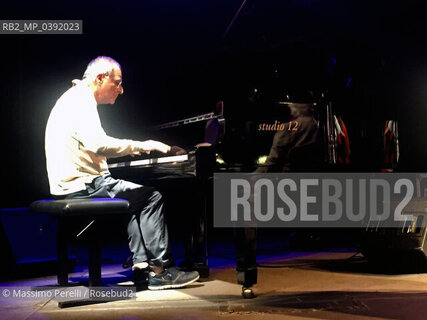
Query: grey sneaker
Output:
[[148, 267, 200, 290]]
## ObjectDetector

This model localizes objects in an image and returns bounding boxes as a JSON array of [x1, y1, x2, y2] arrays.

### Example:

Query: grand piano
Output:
[[107, 102, 258, 297]]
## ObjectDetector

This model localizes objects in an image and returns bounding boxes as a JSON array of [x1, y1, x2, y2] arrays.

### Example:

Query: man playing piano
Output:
[[45, 56, 199, 290]]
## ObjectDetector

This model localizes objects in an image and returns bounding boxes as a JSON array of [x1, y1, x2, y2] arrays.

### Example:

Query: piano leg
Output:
[[179, 178, 210, 278], [235, 227, 257, 298], [182, 206, 209, 277]]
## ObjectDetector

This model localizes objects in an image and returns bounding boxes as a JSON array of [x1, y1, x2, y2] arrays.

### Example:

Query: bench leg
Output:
[[88, 220, 102, 287], [57, 218, 69, 286]]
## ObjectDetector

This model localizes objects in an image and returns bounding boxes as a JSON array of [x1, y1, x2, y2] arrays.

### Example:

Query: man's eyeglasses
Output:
[[113, 79, 122, 87], [103, 74, 122, 87]]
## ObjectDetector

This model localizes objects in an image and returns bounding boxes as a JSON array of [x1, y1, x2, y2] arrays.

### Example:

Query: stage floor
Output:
[[1, 250, 427, 320]]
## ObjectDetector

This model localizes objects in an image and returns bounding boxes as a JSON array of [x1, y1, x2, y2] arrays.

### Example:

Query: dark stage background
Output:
[[1, 0, 427, 207]]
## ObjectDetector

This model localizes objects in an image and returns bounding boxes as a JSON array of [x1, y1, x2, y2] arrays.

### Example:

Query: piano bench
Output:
[[29, 198, 130, 287]]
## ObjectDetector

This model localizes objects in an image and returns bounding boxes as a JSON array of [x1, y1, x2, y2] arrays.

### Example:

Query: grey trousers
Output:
[[62, 173, 173, 268]]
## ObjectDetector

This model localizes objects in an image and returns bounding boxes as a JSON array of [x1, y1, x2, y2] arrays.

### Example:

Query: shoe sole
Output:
[[148, 275, 200, 290]]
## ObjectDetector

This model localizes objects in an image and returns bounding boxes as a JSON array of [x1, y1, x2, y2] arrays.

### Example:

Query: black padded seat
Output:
[[29, 198, 130, 287], [30, 198, 130, 217]]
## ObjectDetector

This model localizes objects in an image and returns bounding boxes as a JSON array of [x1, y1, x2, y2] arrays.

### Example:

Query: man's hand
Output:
[[135, 140, 171, 154], [170, 145, 187, 155]]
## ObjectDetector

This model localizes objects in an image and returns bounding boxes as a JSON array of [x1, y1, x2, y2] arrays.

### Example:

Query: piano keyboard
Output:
[[108, 154, 189, 169]]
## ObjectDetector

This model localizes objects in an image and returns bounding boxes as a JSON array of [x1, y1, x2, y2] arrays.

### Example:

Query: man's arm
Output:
[[90, 136, 171, 158], [97, 137, 171, 157]]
